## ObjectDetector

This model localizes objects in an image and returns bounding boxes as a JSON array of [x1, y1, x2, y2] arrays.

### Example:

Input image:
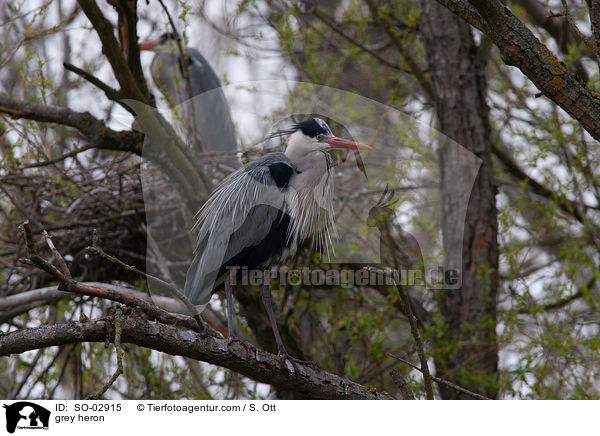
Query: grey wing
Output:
[[187, 48, 237, 154], [184, 153, 293, 304], [151, 49, 237, 156], [187, 48, 221, 94]]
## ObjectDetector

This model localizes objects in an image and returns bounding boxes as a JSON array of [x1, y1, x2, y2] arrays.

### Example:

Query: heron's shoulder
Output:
[[241, 152, 290, 170], [186, 47, 208, 64], [243, 152, 293, 188]]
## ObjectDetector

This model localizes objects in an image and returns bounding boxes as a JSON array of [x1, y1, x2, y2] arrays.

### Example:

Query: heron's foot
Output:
[[228, 336, 256, 359], [277, 349, 313, 375]]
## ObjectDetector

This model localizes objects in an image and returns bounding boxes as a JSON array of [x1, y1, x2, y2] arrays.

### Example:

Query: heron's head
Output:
[[139, 32, 179, 53], [284, 118, 371, 160]]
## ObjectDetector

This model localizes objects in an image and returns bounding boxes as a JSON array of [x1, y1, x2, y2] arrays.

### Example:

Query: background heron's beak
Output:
[[139, 39, 159, 51], [324, 136, 372, 150]]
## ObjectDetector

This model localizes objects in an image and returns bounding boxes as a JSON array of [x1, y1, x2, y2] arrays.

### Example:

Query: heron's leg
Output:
[[225, 272, 234, 338], [225, 269, 255, 359], [260, 272, 312, 374]]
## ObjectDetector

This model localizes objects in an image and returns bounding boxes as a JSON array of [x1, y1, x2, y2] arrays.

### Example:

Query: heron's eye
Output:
[[316, 134, 324, 141]]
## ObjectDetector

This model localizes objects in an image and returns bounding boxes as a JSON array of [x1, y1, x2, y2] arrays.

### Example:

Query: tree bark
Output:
[[419, 0, 499, 399], [0, 311, 391, 400], [436, 0, 600, 143]]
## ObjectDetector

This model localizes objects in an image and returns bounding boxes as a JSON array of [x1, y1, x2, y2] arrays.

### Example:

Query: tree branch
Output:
[[86, 231, 203, 326], [492, 143, 585, 223], [77, 0, 148, 103], [437, 0, 600, 142], [0, 95, 143, 155], [116, 0, 151, 101], [87, 307, 124, 399], [390, 369, 416, 400], [388, 353, 491, 400], [0, 312, 390, 400], [0, 283, 228, 337], [433, 0, 488, 33], [363, 267, 434, 399], [516, 274, 595, 314], [18, 220, 206, 335], [63, 62, 132, 113], [516, 0, 592, 81], [588, 0, 600, 57]]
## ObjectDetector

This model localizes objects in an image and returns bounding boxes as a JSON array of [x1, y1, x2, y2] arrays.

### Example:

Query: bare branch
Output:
[[42, 230, 71, 279], [363, 266, 434, 399], [86, 236, 203, 326], [22, 144, 95, 169], [77, 0, 148, 103], [588, 0, 600, 57], [115, 0, 151, 100], [18, 221, 206, 335], [63, 62, 133, 112], [87, 307, 124, 399], [0, 95, 143, 154], [389, 354, 491, 400], [0, 283, 227, 337]]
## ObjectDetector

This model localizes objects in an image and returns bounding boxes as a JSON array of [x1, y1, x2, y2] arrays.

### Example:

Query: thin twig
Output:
[[309, 8, 406, 72], [63, 62, 134, 114], [86, 230, 203, 328], [42, 230, 71, 279], [22, 144, 94, 169], [10, 349, 44, 398], [363, 266, 434, 399], [88, 307, 124, 399], [18, 221, 207, 335], [388, 353, 491, 400]]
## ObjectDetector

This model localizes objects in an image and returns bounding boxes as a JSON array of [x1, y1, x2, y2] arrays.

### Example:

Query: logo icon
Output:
[[3, 402, 50, 434]]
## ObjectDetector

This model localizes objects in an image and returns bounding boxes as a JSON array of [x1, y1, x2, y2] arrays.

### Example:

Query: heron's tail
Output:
[[184, 254, 215, 305]]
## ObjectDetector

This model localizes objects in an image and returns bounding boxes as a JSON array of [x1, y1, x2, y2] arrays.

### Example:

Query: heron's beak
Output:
[[324, 136, 372, 150], [139, 39, 159, 51]]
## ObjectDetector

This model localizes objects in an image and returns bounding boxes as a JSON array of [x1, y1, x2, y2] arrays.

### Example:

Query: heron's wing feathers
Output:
[[184, 153, 293, 304], [221, 203, 283, 264], [186, 49, 237, 155], [186, 48, 221, 93], [151, 49, 237, 156]]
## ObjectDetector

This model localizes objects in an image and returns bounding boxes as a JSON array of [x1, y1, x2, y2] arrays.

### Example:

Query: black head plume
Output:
[[159, 32, 180, 44], [294, 118, 332, 138], [268, 118, 332, 141]]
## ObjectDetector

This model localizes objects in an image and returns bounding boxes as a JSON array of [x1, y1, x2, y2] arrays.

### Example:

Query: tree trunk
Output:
[[419, 0, 499, 399]]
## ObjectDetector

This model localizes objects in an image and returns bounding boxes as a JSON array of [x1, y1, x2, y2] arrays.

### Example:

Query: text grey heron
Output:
[[184, 118, 371, 371], [140, 33, 238, 167]]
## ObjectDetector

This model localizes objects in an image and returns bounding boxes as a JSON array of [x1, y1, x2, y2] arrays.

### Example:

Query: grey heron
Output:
[[140, 33, 238, 167], [184, 118, 371, 370]]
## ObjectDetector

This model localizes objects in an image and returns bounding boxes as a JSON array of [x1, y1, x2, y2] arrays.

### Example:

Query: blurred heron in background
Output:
[[140, 32, 238, 168]]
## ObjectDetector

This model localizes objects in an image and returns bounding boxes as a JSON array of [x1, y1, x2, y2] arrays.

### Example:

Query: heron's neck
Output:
[[285, 131, 317, 163]]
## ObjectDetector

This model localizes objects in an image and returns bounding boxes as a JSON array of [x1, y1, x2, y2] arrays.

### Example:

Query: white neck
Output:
[[284, 130, 317, 162]]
